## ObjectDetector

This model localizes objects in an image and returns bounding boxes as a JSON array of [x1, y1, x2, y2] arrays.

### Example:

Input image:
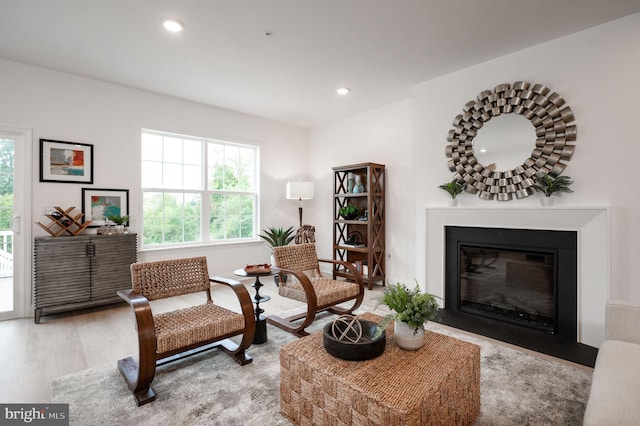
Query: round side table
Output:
[[234, 267, 279, 344]]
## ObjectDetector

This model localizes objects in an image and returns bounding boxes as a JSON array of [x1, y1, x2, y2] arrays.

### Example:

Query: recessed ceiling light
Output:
[[163, 18, 185, 32], [337, 87, 350, 96]]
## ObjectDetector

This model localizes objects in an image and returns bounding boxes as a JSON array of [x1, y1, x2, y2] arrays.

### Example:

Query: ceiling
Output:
[[1, 1, 639, 128]]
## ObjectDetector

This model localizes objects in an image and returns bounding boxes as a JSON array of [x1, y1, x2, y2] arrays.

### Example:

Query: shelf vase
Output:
[[352, 175, 365, 193], [347, 177, 355, 193]]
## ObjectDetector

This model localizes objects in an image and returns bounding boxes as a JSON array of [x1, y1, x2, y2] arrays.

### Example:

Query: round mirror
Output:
[[473, 114, 533, 171], [445, 81, 577, 201]]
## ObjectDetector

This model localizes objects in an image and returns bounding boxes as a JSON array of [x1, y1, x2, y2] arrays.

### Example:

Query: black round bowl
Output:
[[340, 213, 359, 220], [323, 319, 386, 361]]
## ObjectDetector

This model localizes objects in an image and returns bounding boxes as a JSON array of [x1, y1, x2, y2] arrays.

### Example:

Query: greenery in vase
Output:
[[375, 282, 441, 337], [533, 174, 574, 197], [258, 226, 295, 248], [338, 205, 362, 219], [438, 179, 466, 199], [106, 215, 129, 225]]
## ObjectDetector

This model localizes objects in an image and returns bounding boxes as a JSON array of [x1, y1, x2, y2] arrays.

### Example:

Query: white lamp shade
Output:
[[286, 181, 314, 200]]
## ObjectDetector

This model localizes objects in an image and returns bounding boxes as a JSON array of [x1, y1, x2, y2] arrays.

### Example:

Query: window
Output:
[[141, 129, 259, 247]]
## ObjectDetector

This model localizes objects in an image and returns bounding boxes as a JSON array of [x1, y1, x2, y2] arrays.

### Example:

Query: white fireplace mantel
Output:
[[422, 206, 610, 348]]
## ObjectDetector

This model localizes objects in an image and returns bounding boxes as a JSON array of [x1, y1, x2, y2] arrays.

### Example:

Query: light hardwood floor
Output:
[[0, 278, 590, 404], [0, 278, 387, 403]]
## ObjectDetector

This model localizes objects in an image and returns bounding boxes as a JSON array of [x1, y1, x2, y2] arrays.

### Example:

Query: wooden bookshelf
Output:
[[332, 163, 385, 290]]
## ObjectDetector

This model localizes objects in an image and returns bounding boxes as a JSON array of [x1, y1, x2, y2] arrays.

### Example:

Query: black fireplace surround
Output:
[[440, 226, 597, 367]]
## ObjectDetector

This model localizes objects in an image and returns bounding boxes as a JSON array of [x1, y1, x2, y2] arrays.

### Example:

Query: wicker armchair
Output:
[[117, 256, 256, 406], [266, 243, 364, 337]]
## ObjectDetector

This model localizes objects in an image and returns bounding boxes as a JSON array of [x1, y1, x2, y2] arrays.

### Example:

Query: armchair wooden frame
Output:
[[267, 243, 364, 337], [117, 257, 256, 406]]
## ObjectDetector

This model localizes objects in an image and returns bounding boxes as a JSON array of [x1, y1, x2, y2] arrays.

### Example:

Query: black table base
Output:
[[234, 268, 278, 345]]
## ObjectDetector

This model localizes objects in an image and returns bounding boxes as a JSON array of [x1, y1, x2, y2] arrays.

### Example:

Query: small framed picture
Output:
[[82, 188, 129, 227], [39, 139, 94, 183]]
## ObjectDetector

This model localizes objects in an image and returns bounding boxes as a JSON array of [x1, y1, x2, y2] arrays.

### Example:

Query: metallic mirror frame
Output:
[[445, 81, 577, 201]]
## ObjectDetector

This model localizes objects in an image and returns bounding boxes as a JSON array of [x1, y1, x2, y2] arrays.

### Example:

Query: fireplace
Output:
[[441, 226, 597, 366], [459, 245, 557, 334]]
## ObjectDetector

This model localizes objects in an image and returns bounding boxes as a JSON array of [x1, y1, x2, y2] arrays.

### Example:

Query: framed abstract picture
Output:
[[82, 188, 129, 227], [40, 139, 94, 183]]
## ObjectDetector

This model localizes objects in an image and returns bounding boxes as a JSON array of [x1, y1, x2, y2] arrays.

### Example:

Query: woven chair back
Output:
[[273, 243, 321, 276], [130, 256, 210, 301]]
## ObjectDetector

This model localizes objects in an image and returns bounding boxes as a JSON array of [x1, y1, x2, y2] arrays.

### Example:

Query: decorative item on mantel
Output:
[[534, 174, 574, 206], [438, 179, 466, 206], [445, 81, 577, 201], [375, 282, 441, 350], [36, 206, 92, 236]]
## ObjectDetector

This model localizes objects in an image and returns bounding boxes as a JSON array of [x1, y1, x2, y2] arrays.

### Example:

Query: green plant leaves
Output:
[[106, 214, 129, 225], [438, 179, 465, 199], [377, 282, 440, 334], [533, 174, 574, 197], [258, 226, 295, 247], [338, 205, 362, 219]]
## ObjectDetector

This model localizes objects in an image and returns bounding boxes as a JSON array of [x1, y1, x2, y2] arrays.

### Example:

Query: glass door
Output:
[[0, 137, 15, 313], [0, 127, 30, 320]]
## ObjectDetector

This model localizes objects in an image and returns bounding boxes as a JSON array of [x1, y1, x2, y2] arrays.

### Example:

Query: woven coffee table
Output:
[[279, 312, 480, 426]]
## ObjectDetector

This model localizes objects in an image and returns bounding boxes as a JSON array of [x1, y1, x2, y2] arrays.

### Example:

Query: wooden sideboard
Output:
[[33, 233, 137, 323]]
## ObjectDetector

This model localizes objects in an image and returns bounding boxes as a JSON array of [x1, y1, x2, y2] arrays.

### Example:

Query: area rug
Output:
[[50, 311, 592, 425]]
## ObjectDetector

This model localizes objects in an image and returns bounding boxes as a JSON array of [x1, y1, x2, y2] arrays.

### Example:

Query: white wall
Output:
[[0, 58, 308, 296], [309, 13, 640, 305], [414, 13, 640, 303]]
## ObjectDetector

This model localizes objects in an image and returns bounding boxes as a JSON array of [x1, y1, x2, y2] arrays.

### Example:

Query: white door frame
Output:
[[0, 124, 32, 320]]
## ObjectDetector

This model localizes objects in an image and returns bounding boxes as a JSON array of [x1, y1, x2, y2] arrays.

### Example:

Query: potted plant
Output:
[[534, 174, 573, 202], [376, 282, 441, 350], [259, 226, 295, 286], [106, 214, 129, 234], [339, 205, 362, 220], [438, 179, 466, 206], [106, 214, 129, 225], [258, 226, 295, 249]]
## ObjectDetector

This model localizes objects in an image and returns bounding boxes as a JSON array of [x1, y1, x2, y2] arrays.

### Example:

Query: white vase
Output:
[[393, 320, 425, 350], [448, 198, 459, 207], [541, 197, 554, 206]]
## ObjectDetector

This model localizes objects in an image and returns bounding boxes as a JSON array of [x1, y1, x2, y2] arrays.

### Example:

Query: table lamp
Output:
[[286, 181, 314, 226]]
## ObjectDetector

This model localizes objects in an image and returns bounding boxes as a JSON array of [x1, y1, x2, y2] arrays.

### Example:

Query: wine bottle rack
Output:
[[36, 206, 92, 236]]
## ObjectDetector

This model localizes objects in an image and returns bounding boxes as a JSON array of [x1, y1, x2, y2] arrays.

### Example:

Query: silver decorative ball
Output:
[[330, 315, 363, 343]]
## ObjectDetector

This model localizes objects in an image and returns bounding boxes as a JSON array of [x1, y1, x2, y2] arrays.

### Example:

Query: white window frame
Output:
[[141, 129, 260, 248]]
